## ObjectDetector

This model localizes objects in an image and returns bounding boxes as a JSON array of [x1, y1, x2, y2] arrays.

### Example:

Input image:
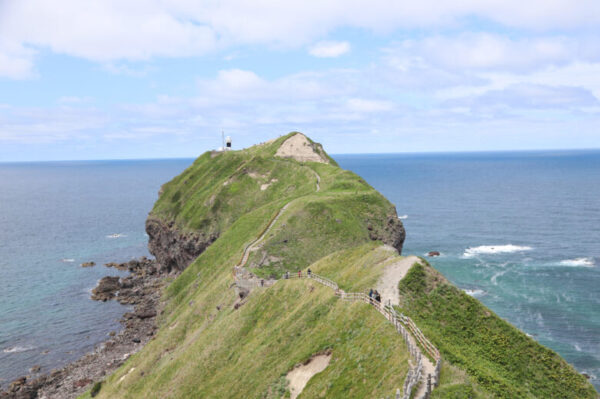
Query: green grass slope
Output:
[[84, 245, 413, 398], [398, 260, 597, 399], [82, 133, 411, 398], [81, 132, 595, 398]]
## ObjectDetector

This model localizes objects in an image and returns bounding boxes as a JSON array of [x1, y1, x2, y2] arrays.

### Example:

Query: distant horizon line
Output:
[[2, 147, 600, 164]]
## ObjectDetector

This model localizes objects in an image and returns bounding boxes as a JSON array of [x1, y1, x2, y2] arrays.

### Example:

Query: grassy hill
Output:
[[81, 132, 597, 398], [398, 260, 597, 399]]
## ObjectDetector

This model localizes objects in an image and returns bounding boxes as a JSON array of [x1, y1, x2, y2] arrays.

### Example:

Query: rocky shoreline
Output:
[[1, 257, 175, 399]]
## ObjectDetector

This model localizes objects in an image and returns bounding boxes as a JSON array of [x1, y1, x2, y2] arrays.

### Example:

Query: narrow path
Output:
[[237, 167, 320, 270], [236, 202, 291, 269], [374, 255, 436, 397], [232, 166, 439, 398], [312, 169, 321, 192], [302, 273, 441, 399], [376, 255, 418, 306]]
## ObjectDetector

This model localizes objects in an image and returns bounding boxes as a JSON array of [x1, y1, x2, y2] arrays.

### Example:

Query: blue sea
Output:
[[0, 151, 599, 391]]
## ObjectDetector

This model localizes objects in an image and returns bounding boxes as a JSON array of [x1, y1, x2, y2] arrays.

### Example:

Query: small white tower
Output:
[[225, 136, 232, 150]]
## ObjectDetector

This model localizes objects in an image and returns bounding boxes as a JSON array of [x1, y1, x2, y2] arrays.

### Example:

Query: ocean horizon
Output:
[[0, 149, 598, 390]]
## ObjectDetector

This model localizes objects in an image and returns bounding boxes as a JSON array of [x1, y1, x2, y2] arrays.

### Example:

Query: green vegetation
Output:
[[90, 381, 102, 397], [80, 133, 410, 398], [398, 260, 597, 399], [84, 259, 411, 398], [80, 132, 596, 398]]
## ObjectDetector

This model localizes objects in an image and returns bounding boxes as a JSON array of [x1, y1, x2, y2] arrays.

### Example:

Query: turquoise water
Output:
[[0, 151, 598, 391], [336, 150, 600, 390], [0, 159, 192, 384]]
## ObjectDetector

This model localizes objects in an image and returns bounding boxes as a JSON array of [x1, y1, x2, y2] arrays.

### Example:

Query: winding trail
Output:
[[376, 255, 417, 306], [236, 168, 321, 270], [312, 169, 320, 192], [236, 202, 291, 269], [232, 167, 440, 398]]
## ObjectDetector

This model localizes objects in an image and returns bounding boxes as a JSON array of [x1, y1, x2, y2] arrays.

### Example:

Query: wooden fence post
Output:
[[427, 374, 431, 396]]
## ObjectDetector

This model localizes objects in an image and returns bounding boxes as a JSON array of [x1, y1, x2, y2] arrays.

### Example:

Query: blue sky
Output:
[[1, 1, 600, 161]]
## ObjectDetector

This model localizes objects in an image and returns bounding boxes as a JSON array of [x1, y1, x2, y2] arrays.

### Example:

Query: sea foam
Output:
[[398, 215, 408, 220], [559, 257, 595, 267], [463, 244, 533, 258], [463, 289, 485, 297], [106, 233, 126, 239], [3, 345, 36, 354]]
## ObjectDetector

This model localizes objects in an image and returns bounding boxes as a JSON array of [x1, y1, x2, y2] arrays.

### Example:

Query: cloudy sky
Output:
[[1, 1, 600, 161]]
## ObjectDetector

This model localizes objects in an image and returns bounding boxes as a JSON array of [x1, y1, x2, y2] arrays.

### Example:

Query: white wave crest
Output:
[[106, 233, 127, 239], [398, 215, 408, 220], [463, 244, 533, 258], [559, 257, 595, 267], [60, 258, 75, 263], [3, 345, 36, 353], [463, 289, 485, 297]]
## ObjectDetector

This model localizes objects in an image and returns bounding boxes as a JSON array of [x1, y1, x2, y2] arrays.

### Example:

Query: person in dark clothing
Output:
[[375, 290, 381, 302], [307, 268, 312, 277], [369, 288, 374, 298]]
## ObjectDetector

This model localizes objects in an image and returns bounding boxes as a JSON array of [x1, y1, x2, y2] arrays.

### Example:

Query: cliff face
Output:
[[145, 216, 218, 273], [368, 212, 405, 254], [144, 132, 406, 275], [88, 132, 597, 399]]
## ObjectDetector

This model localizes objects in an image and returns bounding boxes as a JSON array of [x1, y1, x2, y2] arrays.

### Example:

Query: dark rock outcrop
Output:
[[366, 209, 406, 254], [90, 277, 120, 301], [428, 251, 441, 257], [2, 256, 166, 399], [145, 216, 218, 273]]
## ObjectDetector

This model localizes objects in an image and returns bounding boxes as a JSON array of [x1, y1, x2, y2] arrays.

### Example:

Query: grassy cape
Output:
[[81, 132, 597, 398]]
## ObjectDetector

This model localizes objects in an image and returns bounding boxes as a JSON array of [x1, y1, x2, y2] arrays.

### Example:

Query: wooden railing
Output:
[[233, 269, 441, 399], [304, 273, 441, 399]]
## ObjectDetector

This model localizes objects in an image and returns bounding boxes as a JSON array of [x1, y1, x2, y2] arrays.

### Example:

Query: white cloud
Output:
[[1, 1, 600, 78], [0, 105, 107, 143], [449, 83, 599, 110], [0, 0, 216, 63], [309, 41, 350, 58], [0, 39, 36, 79], [387, 34, 600, 73], [195, 68, 353, 104]]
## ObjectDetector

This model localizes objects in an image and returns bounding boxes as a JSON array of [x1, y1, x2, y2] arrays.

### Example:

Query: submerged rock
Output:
[[81, 261, 96, 267], [91, 276, 121, 301]]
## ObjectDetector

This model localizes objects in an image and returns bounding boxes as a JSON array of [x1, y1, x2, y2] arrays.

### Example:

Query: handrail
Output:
[[230, 187, 440, 399]]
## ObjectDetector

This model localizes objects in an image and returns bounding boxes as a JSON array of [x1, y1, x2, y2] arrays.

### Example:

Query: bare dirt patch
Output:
[[286, 352, 332, 399], [260, 179, 278, 191], [275, 133, 328, 164], [376, 255, 419, 306]]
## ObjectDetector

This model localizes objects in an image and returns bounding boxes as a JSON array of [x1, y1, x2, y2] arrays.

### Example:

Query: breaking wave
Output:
[[106, 233, 126, 239], [463, 244, 533, 258], [463, 289, 485, 297], [398, 215, 408, 220], [558, 257, 595, 267], [60, 258, 75, 263], [3, 345, 36, 353]]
